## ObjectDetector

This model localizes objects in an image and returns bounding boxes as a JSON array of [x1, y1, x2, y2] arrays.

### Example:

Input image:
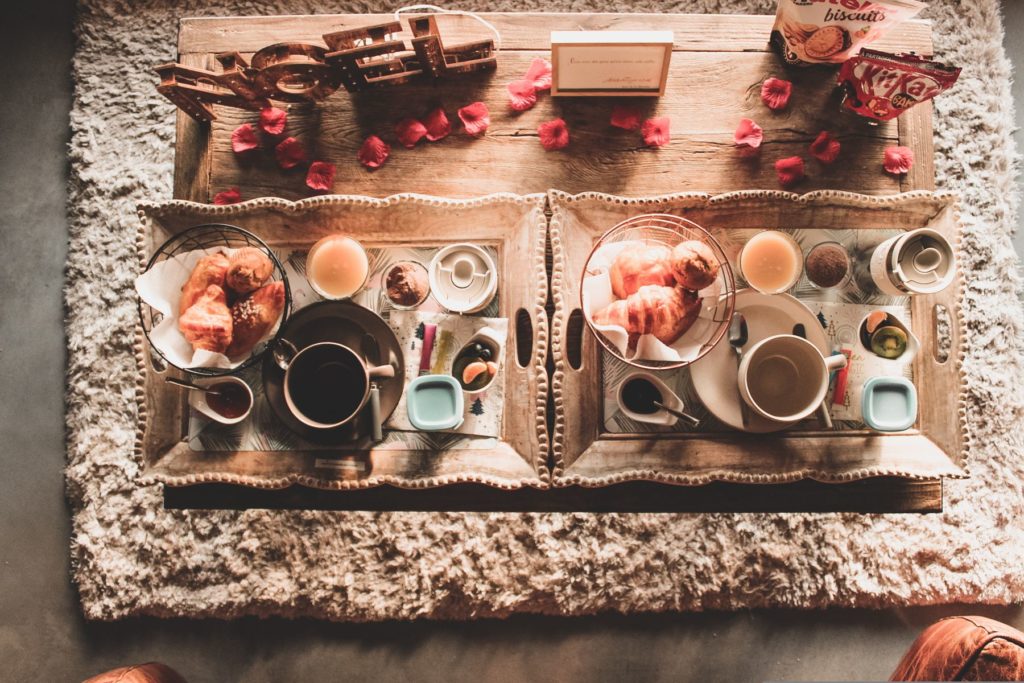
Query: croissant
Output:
[[671, 240, 720, 291], [593, 285, 702, 346], [226, 281, 286, 358], [179, 253, 230, 316], [609, 245, 675, 299], [179, 285, 233, 354], [226, 247, 274, 295]]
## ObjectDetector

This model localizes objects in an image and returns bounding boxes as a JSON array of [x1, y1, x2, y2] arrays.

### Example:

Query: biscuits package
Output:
[[838, 49, 961, 121], [770, 0, 927, 66]]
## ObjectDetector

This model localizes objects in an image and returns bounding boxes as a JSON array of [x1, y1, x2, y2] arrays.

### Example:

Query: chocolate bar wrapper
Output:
[[770, 0, 927, 66], [838, 49, 961, 121]]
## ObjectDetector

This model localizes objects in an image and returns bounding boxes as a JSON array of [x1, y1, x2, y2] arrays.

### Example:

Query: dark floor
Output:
[[2, 3, 1023, 682]]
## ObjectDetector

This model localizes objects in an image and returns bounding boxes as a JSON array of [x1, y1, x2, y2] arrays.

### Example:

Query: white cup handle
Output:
[[825, 353, 848, 372], [369, 363, 395, 379]]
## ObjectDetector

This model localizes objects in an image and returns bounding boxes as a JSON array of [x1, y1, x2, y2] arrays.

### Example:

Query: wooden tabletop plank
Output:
[[178, 13, 933, 56]]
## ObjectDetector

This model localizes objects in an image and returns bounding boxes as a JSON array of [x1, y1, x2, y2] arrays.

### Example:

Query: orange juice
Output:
[[306, 235, 368, 299], [739, 231, 803, 294]]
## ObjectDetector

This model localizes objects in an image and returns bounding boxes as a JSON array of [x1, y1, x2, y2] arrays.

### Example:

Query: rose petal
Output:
[[458, 102, 490, 135], [423, 107, 451, 141], [358, 135, 390, 169], [775, 156, 806, 187], [640, 117, 671, 148], [610, 104, 642, 131], [760, 77, 793, 111], [734, 118, 764, 149], [274, 136, 306, 170], [259, 106, 287, 136], [809, 131, 841, 164], [230, 124, 259, 154], [305, 161, 335, 191], [884, 146, 915, 175], [395, 118, 428, 149], [538, 118, 569, 151], [524, 57, 552, 91], [213, 188, 241, 205], [507, 80, 538, 111]]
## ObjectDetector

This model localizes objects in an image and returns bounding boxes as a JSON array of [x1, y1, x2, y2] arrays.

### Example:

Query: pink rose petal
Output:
[[538, 118, 569, 151], [230, 124, 259, 154], [274, 136, 306, 170], [507, 80, 538, 111], [734, 118, 764, 149], [259, 106, 287, 136], [610, 104, 642, 131], [884, 146, 915, 175], [213, 188, 242, 205], [524, 57, 552, 91], [760, 77, 793, 111], [305, 161, 335, 191], [775, 156, 806, 187], [641, 117, 671, 148], [358, 135, 390, 169], [395, 118, 427, 149], [809, 131, 841, 164], [458, 102, 490, 135], [423, 107, 451, 142]]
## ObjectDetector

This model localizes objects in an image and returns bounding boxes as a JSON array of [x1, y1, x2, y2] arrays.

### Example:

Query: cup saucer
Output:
[[689, 289, 829, 433]]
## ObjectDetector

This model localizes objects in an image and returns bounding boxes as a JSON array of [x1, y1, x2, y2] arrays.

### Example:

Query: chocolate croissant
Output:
[[226, 281, 285, 358], [593, 285, 702, 346], [179, 284, 233, 354], [179, 253, 230, 316], [225, 247, 274, 295]]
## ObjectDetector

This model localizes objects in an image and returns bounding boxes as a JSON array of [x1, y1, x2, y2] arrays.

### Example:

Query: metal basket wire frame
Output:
[[580, 213, 736, 370], [138, 223, 292, 377]]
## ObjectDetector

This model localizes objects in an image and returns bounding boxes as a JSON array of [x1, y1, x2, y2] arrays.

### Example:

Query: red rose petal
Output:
[[423, 107, 451, 142], [641, 117, 671, 148], [525, 57, 552, 91], [458, 102, 490, 136], [230, 124, 259, 154], [610, 104, 642, 131], [734, 118, 764, 149], [305, 161, 335, 191], [884, 146, 915, 175], [760, 77, 793, 111], [775, 156, 806, 187], [259, 106, 287, 136], [538, 118, 569, 151], [213, 188, 241, 205], [395, 118, 428, 148], [507, 80, 538, 111], [809, 131, 841, 164], [358, 135, 390, 169], [274, 136, 306, 170]]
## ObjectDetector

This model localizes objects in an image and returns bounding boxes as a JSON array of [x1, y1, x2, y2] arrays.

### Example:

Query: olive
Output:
[[478, 346, 492, 361]]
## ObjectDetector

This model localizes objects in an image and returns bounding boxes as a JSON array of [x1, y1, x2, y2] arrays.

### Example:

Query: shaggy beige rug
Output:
[[68, 0, 1024, 620]]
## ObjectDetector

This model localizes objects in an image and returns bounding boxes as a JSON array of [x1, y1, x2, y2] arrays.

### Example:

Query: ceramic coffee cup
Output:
[[274, 340, 395, 429], [737, 334, 847, 424]]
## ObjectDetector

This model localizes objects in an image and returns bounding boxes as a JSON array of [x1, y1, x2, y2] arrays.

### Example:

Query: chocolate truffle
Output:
[[386, 261, 429, 308]]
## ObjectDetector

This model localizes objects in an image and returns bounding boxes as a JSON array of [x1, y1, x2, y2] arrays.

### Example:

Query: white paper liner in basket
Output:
[[582, 240, 724, 363], [135, 247, 282, 370]]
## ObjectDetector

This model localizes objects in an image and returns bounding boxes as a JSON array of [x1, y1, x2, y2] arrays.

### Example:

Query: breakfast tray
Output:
[[550, 189, 968, 486], [135, 193, 550, 489]]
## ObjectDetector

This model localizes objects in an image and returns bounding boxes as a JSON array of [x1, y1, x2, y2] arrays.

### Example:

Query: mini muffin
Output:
[[225, 247, 274, 295], [670, 240, 720, 291]]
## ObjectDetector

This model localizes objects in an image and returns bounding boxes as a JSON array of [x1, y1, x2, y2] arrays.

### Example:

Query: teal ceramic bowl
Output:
[[407, 374, 464, 431], [861, 376, 917, 432]]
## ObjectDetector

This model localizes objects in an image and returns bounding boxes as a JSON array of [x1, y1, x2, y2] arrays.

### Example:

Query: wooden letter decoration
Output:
[[157, 16, 497, 122]]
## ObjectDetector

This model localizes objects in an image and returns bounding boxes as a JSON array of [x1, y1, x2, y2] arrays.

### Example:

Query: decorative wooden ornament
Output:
[[156, 17, 497, 122]]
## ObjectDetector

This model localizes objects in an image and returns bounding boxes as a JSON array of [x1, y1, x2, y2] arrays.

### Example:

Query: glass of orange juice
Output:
[[738, 230, 803, 294], [306, 235, 369, 299]]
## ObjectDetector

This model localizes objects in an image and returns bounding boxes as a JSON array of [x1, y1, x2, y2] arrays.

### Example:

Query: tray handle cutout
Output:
[[515, 307, 534, 369], [566, 308, 584, 371]]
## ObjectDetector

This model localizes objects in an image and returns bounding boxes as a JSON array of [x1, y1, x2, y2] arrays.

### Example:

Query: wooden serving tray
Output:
[[550, 190, 968, 486], [135, 193, 550, 490]]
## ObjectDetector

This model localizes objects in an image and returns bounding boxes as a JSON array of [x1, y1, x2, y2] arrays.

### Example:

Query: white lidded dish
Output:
[[428, 243, 498, 313]]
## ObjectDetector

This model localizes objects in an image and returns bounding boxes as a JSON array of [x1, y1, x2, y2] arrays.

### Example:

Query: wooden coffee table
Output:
[[166, 12, 945, 512]]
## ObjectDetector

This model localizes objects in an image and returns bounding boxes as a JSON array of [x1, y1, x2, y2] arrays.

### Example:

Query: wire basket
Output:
[[138, 223, 292, 377], [580, 213, 736, 370]]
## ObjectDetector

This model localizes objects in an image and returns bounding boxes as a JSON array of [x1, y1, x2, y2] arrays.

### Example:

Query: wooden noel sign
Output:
[[156, 15, 497, 122]]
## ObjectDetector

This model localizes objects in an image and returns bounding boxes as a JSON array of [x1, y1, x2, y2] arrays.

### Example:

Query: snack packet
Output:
[[838, 49, 960, 121], [770, 0, 927, 66]]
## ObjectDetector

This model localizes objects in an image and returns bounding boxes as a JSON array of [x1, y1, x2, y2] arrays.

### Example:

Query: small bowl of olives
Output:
[[858, 310, 920, 362], [451, 327, 503, 394]]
